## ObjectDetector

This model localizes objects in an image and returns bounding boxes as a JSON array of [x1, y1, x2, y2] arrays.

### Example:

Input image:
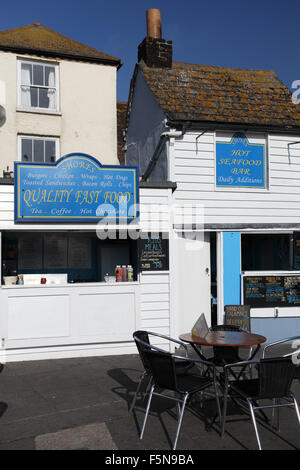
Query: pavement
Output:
[[0, 347, 299, 451]]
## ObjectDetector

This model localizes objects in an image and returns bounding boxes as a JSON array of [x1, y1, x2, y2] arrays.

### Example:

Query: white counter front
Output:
[[0, 282, 141, 361]]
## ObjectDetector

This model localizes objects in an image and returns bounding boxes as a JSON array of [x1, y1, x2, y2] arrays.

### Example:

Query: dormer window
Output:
[[17, 59, 59, 112]]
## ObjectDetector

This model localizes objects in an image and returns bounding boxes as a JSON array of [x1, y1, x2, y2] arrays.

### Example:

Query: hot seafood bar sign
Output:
[[14, 154, 139, 222], [216, 133, 266, 188]]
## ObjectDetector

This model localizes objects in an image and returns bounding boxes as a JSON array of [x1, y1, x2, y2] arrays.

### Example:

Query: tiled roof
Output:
[[0, 22, 121, 67], [139, 61, 300, 130]]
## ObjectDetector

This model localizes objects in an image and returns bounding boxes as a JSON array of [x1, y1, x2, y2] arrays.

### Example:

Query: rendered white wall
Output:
[[59, 59, 118, 163], [0, 51, 118, 172]]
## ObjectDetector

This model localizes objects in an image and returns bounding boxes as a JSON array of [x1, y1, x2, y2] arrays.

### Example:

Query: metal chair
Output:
[[263, 336, 300, 382], [221, 357, 300, 450], [140, 348, 222, 450], [262, 335, 300, 364], [130, 330, 191, 413], [262, 336, 300, 428]]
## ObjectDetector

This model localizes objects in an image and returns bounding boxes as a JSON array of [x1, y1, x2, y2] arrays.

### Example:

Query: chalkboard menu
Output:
[[225, 305, 251, 331], [138, 234, 169, 271], [243, 275, 300, 307], [294, 232, 300, 270]]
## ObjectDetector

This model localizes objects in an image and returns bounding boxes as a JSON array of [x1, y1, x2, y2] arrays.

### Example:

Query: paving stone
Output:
[[35, 422, 117, 450]]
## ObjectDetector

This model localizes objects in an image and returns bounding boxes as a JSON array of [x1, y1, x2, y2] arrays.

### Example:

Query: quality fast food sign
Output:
[[14, 153, 139, 223]]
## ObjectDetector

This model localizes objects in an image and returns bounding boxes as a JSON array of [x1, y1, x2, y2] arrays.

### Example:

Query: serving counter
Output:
[[0, 281, 141, 361], [0, 170, 174, 362]]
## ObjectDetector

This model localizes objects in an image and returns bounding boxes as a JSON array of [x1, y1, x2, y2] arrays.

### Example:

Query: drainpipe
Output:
[[142, 128, 186, 181]]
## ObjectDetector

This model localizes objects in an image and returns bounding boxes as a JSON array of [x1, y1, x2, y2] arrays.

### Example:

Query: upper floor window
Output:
[[19, 135, 59, 163], [18, 59, 59, 112]]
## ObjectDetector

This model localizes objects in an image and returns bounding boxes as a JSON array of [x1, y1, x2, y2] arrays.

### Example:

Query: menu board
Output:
[[294, 232, 300, 270], [44, 235, 68, 268], [243, 275, 300, 307], [68, 237, 91, 269], [18, 235, 43, 269], [225, 305, 251, 330], [138, 234, 169, 271]]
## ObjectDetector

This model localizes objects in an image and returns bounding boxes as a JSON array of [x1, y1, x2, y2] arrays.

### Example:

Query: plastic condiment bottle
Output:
[[115, 265, 122, 282], [122, 265, 128, 282], [127, 265, 133, 281]]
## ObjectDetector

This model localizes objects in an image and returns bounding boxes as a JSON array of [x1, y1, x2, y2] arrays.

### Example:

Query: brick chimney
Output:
[[138, 9, 172, 69]]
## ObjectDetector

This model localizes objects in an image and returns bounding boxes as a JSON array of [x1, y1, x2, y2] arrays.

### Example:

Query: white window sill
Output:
[[17, 107, 62, 116]]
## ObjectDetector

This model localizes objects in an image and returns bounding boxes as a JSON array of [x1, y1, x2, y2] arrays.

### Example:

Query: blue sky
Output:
[[1, 0, 299, 101]]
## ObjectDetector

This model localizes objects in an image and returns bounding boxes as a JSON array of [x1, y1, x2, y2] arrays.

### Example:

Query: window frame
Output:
[[17, 58, 60, 113], [18, 135, 60, 163]]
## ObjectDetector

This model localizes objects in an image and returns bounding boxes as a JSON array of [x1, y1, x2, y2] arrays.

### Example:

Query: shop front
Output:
[[0, 153, 173, 361], [219, 230, 300, 342], [125, 10, 300, 343]]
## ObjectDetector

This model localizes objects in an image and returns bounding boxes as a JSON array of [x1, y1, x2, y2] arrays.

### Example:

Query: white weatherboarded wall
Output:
[[139, 187, 175, 349], [140, 273, 170, 334], [170, 131, 300, 227]]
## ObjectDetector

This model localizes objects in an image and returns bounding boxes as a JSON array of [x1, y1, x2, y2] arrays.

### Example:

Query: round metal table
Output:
[[179, 330, 266, 365]]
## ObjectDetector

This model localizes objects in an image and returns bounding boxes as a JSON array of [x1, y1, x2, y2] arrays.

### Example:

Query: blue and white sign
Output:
[[216, 133, 266, 188], [14, 153, 139, 223]]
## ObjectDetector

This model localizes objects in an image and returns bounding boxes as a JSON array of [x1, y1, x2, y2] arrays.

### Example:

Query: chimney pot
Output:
[[146, 9, 162, 39], [138, 9, 172, 69]]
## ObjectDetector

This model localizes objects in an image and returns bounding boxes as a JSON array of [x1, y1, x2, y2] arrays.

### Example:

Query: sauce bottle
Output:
[[122, 265, 128, 282], [115, 265, 122, 282], [127, 265, 133, 281]]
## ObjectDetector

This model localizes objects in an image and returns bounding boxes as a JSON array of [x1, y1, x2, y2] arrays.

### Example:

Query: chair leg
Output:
[[207, 381, 222, 432], [270, 398, 280, 431], [247, 399, 262, 450], [221, 384, 229, 438], [173, 393, 188, 451], [212, 378, 222, 427], [291, 393, 300, 426], [175, 392, 181, 419], [144, 376, 153, 398], [129, 371, 146, 413], [140, 384, 155, 440]]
